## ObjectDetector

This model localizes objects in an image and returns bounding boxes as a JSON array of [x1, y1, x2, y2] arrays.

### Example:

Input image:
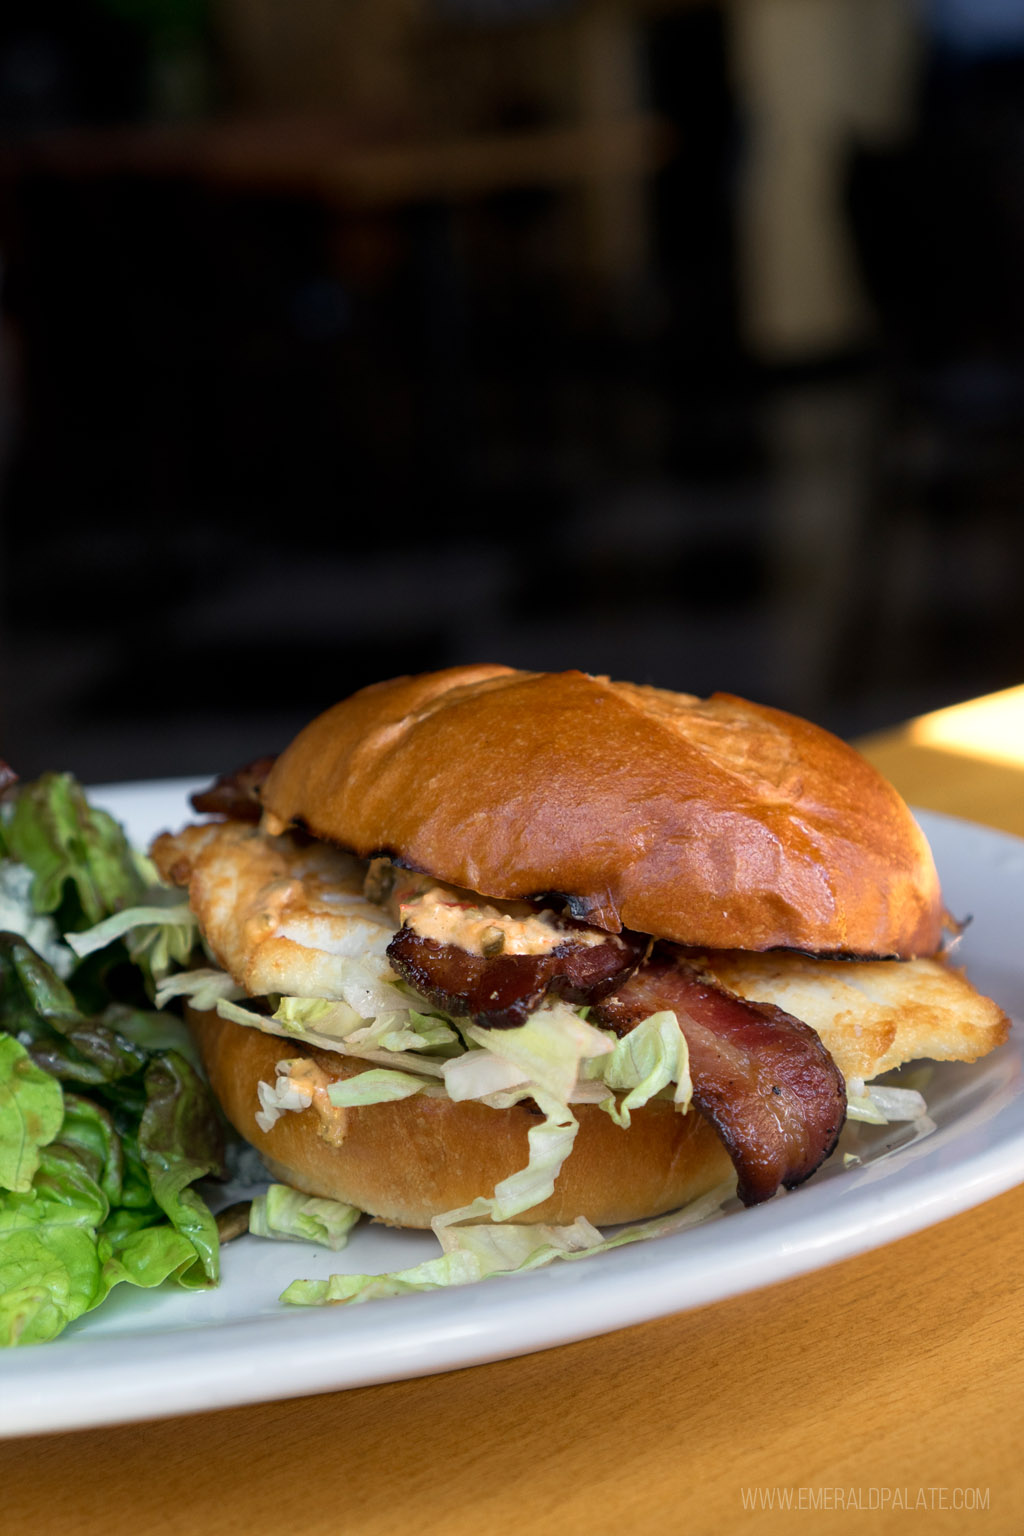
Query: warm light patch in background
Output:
[[909, 686, 1024, 769]]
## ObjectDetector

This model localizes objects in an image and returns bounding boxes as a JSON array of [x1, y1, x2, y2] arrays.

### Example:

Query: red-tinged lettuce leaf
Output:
[[53, 1094, 124, 1207], [138, 1052, 226, 1287], [0, 928, 228, 1343], [0, 934, 148, 1087]]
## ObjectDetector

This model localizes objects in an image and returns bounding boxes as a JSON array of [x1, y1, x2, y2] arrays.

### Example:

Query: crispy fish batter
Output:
[[699, 949, 1009, 1081], [150, 821, 396, 999], [152, 821, 1010, 1082]]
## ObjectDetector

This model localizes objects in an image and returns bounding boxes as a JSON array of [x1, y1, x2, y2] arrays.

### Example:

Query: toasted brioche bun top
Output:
[[261, 666, 944, 958]]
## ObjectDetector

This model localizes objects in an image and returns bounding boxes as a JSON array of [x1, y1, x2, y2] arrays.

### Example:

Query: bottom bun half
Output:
[[187, 1005, 735, 1228]]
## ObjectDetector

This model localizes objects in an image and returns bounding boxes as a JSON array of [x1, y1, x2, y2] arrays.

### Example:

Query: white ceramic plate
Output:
[[2, 783, 1023, 1438]]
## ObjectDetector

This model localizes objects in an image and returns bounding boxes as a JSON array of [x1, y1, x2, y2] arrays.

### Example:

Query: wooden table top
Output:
[[6, 687, 1024, 1535]]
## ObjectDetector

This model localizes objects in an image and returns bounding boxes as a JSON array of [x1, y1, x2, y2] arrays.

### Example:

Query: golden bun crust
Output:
[[262, 667, 943, 957], [187, 1005, 734, 1227]]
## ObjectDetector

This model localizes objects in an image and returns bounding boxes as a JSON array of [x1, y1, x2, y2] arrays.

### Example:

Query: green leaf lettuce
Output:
[[0, 930, 226, 1345]]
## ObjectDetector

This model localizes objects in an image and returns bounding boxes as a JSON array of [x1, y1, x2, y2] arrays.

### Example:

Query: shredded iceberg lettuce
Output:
[[255, 1059, 316, 1132], [154, 967, 245, 1012], [346, 1011, 459, 1054], [326, 1068, 431, 1107], [442, 1049, 531, 1101], [866, 1084, 928, 1120], [846, 1077, 928, 1125], [332, 957, 424, 1030], [281, 1181, 736, 1306], [274, 996, 344, 1032], [465, 1004, 614, 1104], [153, 950, 700, 1250], [585, 1009, 692, 1127], [403, 1083, 580, 1230], [249, 1184, 360, 1251], [216, 995, 452, 1079], [66, 900, 198, 979]]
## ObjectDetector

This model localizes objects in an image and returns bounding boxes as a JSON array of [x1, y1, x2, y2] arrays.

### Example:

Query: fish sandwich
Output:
[[151, 667, 1009, 1229]]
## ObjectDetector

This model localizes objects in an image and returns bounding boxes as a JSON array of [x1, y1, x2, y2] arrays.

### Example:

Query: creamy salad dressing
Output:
[[256, 1056, 348, 1144], [394, 884, 605, 958]]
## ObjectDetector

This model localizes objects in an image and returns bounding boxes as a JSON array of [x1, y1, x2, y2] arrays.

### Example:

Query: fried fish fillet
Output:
[[151, 821, 395, 999], [700, 949, 1009, 1080], [152, 820, 1010, 1082]]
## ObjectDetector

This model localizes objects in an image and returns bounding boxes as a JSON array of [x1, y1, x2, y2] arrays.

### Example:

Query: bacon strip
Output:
[[594, 950, 846, 1206], [387, 924, 648, 1030], [191, 757, 276, 822]]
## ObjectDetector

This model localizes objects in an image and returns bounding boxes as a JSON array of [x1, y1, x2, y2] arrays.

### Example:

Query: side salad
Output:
[[0, 772, 224, 1345]]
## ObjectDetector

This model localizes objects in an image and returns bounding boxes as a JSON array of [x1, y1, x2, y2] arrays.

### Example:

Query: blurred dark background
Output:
[[2, 0, 1024, 781]]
